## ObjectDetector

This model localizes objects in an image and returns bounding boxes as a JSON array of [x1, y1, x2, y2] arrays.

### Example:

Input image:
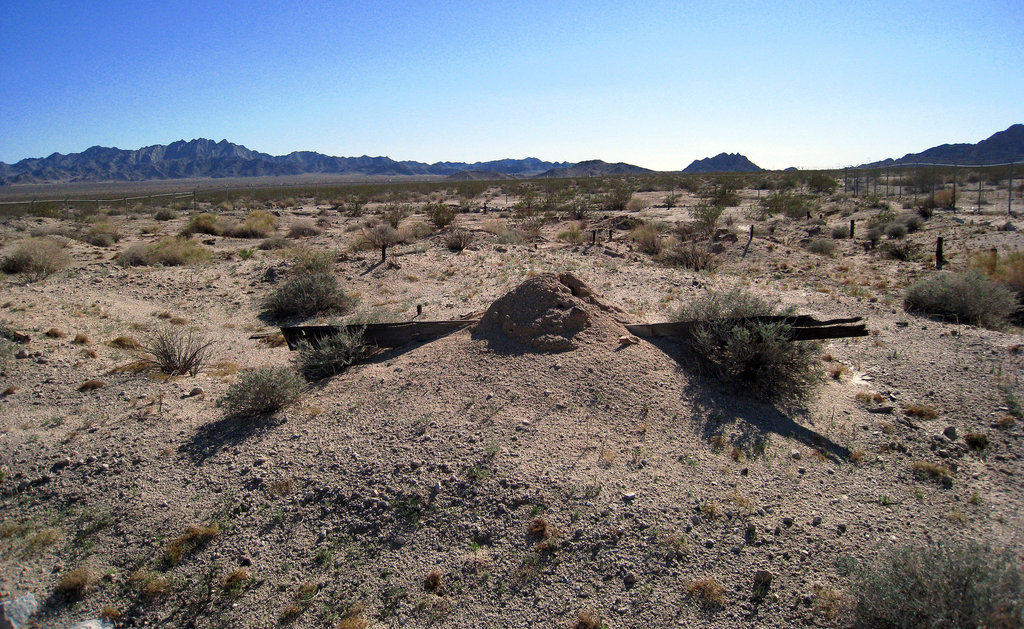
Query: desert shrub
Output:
[[1, 238, 71, 280], [424, 202, 456, 229], [445, 229, 475, 252], [690, 202, 725, 235], [181, 213, 223, 236], [381, 203, 411, 228], [660, 242, 718, 271], [867, 207, 897, 229], [879, 240, 920, 262], [558, 223, 585, 244], [626, 197, 651, 212], [900, 214, 923, 233], [0, 338, 15, 366], [565, 194, 591, 220], [807, 238, 836, 256], [258, 235, 289, 250], [970, 249, 1024, 297], [631, 223, 663, 255], [221, 366, 304, 417], [294, 327, 369, 380], [263, 272, 352, 320], [287, 219, 321, 238], [290, 247, 334, 274], [904, 270, 1017, 328], [831, 225, 850, 239], [603, 184, 634, 212], [759, 191, 812, 220], [118, 236, 210, 267], [367, 224, 400, 249], [83, 221, 121, 247], [228, 210, 277, 238], [154, 207, 177, 221], [807, 172, 837, 194], [142, 326, 214, 376], [165, 523, 220, 565], [885, 222, 907, 239], [846, 541, 1023, 629], [677, 287, 820, 402]]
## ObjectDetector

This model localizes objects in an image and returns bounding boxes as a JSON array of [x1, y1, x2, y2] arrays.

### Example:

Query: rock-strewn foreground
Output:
[[1, 188, 1022, 628]]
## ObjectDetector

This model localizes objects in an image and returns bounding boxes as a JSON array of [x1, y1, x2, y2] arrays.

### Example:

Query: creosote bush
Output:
[[294, 327, 369, 380], [846, 541, 1023, 628], [445, 228, 475, 252], [263, 272, 353, 320], [631, 223, 663, 255], [288, 219, 321, 238], [143, 326, 214, 376], [228, 210, 278, 238], [181, 213, 223, 236], [660, 242, 718, 271], [221, 366, 304, 417], [2, 237, 71, 280], [807, 238, 836, 256], [677, 287, 820, 403], [904, 270, 1017, 329], [425, 202, 456, 229]]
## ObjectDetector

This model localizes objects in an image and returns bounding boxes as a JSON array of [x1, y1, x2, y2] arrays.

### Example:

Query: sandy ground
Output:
[[1, 184, 1022, 628]]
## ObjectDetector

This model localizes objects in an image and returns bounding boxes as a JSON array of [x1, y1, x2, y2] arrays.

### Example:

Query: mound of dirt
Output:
[[474, 272, 625, 351]]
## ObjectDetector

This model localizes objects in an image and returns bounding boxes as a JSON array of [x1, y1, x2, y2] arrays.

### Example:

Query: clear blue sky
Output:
[[1, 0, 1021, 170]]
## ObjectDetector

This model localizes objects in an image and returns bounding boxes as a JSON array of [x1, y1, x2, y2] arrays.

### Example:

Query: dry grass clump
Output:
[[259, 235, 289, 250], [78, 379, 106, 391], [142, 326, 214, 376], [222, 568, 251, 593], [846, 541, 1023, 628], [660, 242, 719, 271], [288, 219, 321, 238], [688, 577, 727, 608], [27, 527, 61, 549], [181, 213, 223, 236], [129, 569, 172, 599], [423, 569, 444, 593], [1, 237, 71, 280], [911, 460, 952, 480], [165, 522, 219, 565], [903, 403, 938, 419], [557, 222, 585, 244], [631, 223, 663, 255], [83, 220, 121, 247], [45, 328, 65, 338], [904, 271, 1017, 329], [575, 610, 602, 629], [971, 249, 1024, 297], [807, 238, 836, 256], [72, 333, 90, 345], [677, 287, 821, 403], [110, 335, 142, 350], [119, 236, 211, 267], [226, 210, 278, 238], [445, 228, 475, 252], [56, 566, 98, 598], [964, 432, 989, 450], [221, 366, 305, 417]]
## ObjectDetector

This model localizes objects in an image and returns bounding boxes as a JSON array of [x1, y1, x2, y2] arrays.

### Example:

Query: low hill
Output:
[[683, 153, 762, 173], [863, 124, 1024, 166], [534, 159, 651, 178]]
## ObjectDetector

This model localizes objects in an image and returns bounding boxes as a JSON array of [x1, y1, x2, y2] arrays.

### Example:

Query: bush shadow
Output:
[[179, 413, 286, 465]]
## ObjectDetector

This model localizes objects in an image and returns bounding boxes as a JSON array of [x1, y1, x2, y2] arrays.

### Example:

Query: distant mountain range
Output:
[[683, 153, 762, 173], [862, 124, 1024, 167], [0, 139, 576, 184]]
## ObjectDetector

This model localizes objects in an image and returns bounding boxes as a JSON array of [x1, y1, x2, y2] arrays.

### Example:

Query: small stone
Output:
[[623, 571, 638, 585], [782, 517, 794, 527], [392, 535, 408, 547], [189, 387, 205, 398], [69, 621, 113, 629], [943, 426, 958, 440], [1, 593, 39, 629], [622, 492, 636, 502], [837, 523, 848, 535], [15, 349, 29, 359], [812, 516, 823, 526], [790, 450, 802, 460], [753, 570, 774, 596]]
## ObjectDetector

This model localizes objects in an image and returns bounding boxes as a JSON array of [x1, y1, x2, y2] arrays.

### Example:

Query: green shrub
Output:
[[690, 202, 725, 235], [880, 240, 920, 262], [904, 270, 1017, 328], [900, 214, 923, 233], [831, 225, 850, 239], [258, 235, 289, 250], [970, 249, 1024, 297], [1, 238, 71, 280], [290, 247, 334, 275], [383, 203, 412, 228], [263, 272, 352, 320], [807, 238, 836, 256], [677, 287, 820, 403], [806, 172, 837, 194], [885, 222, 907, 240], [557, 223, 585, 245], [846, 541, 1023, 629], [758, 191, 812, 220], [118, 236, 210, 267], [221, 366, 304, 417], [154, 208, 177, 221], [294, 327, 369, 380], [425, 202, 456, 229]]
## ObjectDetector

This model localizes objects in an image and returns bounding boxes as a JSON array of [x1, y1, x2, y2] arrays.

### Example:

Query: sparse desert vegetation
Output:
[[1, 170, 1023, 628]]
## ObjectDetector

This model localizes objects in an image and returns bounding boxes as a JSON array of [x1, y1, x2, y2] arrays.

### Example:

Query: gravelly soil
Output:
[[1, 189, 1022, 628]]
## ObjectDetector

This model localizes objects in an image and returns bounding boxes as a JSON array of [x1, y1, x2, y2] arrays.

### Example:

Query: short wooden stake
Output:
[[936, 237, 944, 270], [849, 219, 855, 239]]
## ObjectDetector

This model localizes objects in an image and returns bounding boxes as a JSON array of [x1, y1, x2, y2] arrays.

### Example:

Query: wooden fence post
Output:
[[936, 237, 944, 270], [1009, 163, 1014, 215], [977, 167, 983, 212], [849, 219, 855, 239]]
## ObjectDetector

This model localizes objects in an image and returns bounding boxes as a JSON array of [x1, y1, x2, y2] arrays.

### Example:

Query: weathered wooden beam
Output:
[[280, 320, 477, 350]]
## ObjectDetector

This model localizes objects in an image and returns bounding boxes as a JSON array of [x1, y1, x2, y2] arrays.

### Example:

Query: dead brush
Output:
[[78, 379, 105, 391], [109, 335, 142, 350], [56, 566, 97, 598], [904, 403, 938, 419], [688, 577, 727, 608], [911, 461, 952, 481], [142, 326, 214, 376], [575, 610, 603, 629], [423, 569, 444, 593], [165, 522, 219, 565], [129, 569, 171, 599]]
